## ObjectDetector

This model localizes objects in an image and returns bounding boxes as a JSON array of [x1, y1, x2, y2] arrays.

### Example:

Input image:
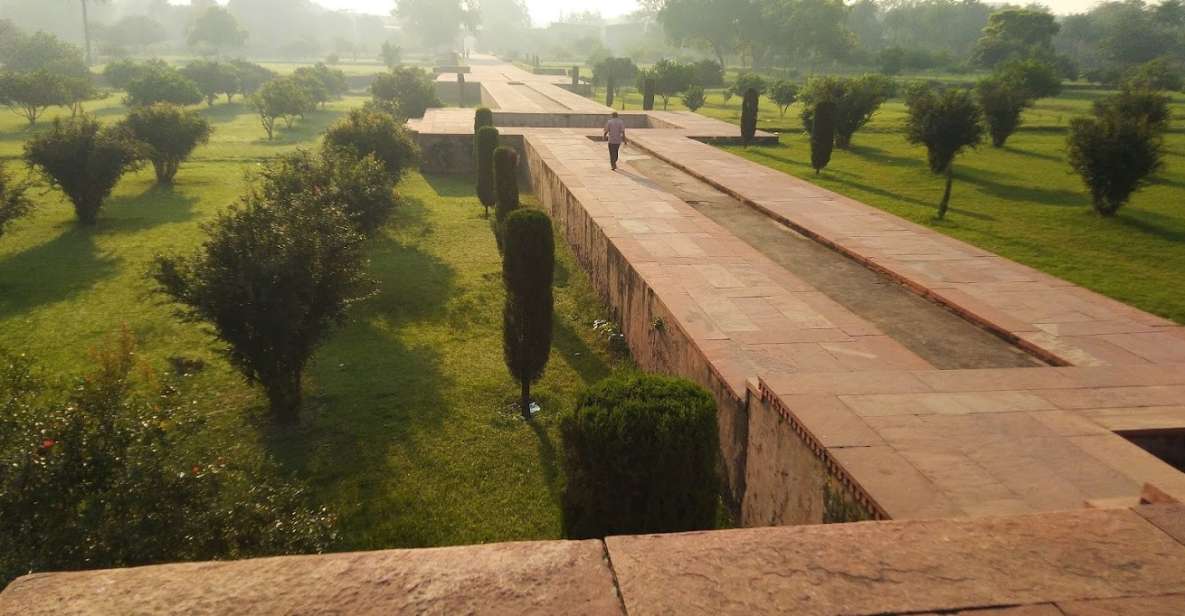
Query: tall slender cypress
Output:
[[475, 126, 499, 216], [502, 209, 555, 420], [474, 107, 494, 132], [741, 88, 759, 146], [493, 146, 520, 251], [643, 78, 656, 111], [606, 74, 616, 108], [811, 100, 836, 174]]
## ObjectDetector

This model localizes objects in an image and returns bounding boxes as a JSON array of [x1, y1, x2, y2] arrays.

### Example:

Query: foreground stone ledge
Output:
[[0, 540, 622, 616]]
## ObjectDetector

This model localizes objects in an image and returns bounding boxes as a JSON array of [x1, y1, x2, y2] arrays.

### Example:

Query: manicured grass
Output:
[[590, 85, 1185, 324], [0, 95, 631, 550]]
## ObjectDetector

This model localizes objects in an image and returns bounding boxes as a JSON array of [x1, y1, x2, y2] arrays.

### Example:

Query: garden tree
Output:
[[475, 126, 500, 216], [650, 59, 696, 110], [103, 15, 168, 52], [322, 106, 419, 178], [975, 75, 1029, 147], [690, 59, 725, 88], [293, 64, 348, 109], [253, 77, 313, 139], [120, 104, 213, 184], [23, 116, 144, 225], [180, 60, 241, 107], [370, 66, 442, 119], [1126, 58, 1184, 92], [492, 146, 520, 251], [0, 165, 33, 239], [641, 76, 656, 111], [0, 28, 87, 74], [769, 80, 799, 118], [395, 0, 478, 50], [764, 0, 855, 67], [730, 72, 767, 97], [379, 41, 402, 68], [904, 87, 985, 220], [559, 373, 719, 539], [593, 57, 638, 108], [997, 58, 1062, 99], [682, 85, 706, 112], [61, 71, 98, 117], [810, 100, 836, 175], [103, 58, 168, 91], [1068, 108, 1163, 216], [188, 6, 248, 54], [741, 88, 759, 146], [0, 337, 336, 586], [152, 186, 373, 423], [973, 8, 1059, 68], [474, 106, 494, 132], [0, 71, 68, 126], [658, 0, 742, 66], [256, 149, 397, 236], [880, 0, 994, 60], [230, 60, 275, 98], [476, 0, 531, 55], [125, 67, 204, 107], [1093, 87, 1172, 135], [800, 74, 893, 149], [501, 208, 555, 421]]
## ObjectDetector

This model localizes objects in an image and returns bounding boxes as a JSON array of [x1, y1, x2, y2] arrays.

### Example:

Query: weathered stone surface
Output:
[[1057, 594, 1185, 615], [606, 509, 1185, 616], [0, 540, 623, 616], [1135, 504, 1185, 545]]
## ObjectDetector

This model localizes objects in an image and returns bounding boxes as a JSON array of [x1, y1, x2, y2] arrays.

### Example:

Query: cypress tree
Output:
[[502, 209, 555, 420], [493, 146, 520, 251], [474, 107, 494, 132], [811, 100, 836, 175], [642, 78, 656, 111], [475, 126, 499, 217], [458, 72, 466, 107], [606, 74, 615, 108], [741, 88, 759, 146], [572, 65, 580, 87]]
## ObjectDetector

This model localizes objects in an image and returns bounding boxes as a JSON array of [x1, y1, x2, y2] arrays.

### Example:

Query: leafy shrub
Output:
[[180, 59, 241, 106], [152, 186, 373, 423], [120, 103, 213, 183], [905, 87, 985, 219], [0, 333, 336, 586], [230, 59, 275, 97], [976, 75, 1030, 147], [252, 77, 314, 139], [322, 107, 419, 179], [560, 373, 720, 539], [293, 63, 348, 109], [502, 209, 555, 420], [769, 80, 798, 118], [997, 58, 1062, 99], [125, 66, 204, 107], [690, 59, 724, 88], [731, 72, 767, 97], [1068, 110, 1163, 217], [370, 66, 441, 119], [1093, 87, 1172, 135], [475, 126, 499, 215], [257, 148, 397, 235], [800, 74, 893, 149], [0, 164, 33, 239], [1125, 57, 1183, 92], [23, 116, 144, 225], [0, 70, 68, 125], [379, 41, 402, 69], [681, 85, 705, 112]]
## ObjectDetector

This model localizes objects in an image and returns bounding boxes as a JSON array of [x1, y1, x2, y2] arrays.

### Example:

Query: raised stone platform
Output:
[[5, 505, 1184, 614]]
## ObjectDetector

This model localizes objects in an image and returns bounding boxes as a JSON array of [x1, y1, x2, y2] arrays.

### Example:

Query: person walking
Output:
[[603, 112, 627, 171]]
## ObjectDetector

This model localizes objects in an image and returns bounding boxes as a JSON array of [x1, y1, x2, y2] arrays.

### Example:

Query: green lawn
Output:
[[0, 95, 631, 550], [591, 86, 1185, 324]]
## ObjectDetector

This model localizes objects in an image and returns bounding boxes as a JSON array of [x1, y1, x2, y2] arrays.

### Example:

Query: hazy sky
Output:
[[178, 1, 1113, 25]]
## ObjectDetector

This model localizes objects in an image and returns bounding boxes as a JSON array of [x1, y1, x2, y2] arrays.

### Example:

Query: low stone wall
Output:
[[493, 112, 649, 129], [523, 136, 749, 510], [416, 133, 527, 177], [433, 81, 484, 107]]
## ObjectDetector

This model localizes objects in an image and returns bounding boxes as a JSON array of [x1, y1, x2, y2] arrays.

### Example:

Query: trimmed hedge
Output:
[[560, 373, 720, 539]]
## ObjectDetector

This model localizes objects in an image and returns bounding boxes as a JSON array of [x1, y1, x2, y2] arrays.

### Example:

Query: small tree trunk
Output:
[[836, 133, 852, 149], [937, 164, 954, 220], [268, 373, 302, 425], [76, 200, 99, 226], [521, 379, 531, 421]]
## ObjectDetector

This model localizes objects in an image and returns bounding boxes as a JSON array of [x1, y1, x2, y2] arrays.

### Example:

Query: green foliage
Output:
[[560, 373, 719, 539], [0, 334, 337, 586], [370, 66, 441, 120], [810, 100, 836, 174], [379, 41, 402, 69], [973, 7, 1059, 67], [23, 116, 144, 225], [1093, 88, 1172, 135], [997, 58, 1062, 99], [905, 87, 985, 219], [493, 146, 521, 250], [1125, 58, 1184, 92], [0, 164, 33, 239], [682, 85, 706, 112], [474, 107, 494, 132], [976, 75, 1030, 147], [180, 60, 241, 106], [769, 80, 799, 118], [126, 66, 204, 107], [731, 72, 767, 97], [475, 126, 500, 214], [642, 76, 656, 111], [0, 70, 69, 125], [690, 59, 725, 88], [593, 57, 638, 106], [322, 107, 419, 179], [257, 148, 397, 236], [293, 63, 348, 109], [252, 77, 314, 139], [103, 58, 168, 91], [151, 183, 373, 422], [502, 209, 555, 419], [741, 88, 759, 146], [1068, 110, 1164, 217], [229, 60, 275, 97], [120, 103, 213, 184], [187, 6, 248, 51], [800, 74, 893, 149], [649, 59, 696, 110]]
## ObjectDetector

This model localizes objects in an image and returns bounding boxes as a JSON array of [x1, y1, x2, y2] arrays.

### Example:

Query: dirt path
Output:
[[624, 153, 1045, 370]]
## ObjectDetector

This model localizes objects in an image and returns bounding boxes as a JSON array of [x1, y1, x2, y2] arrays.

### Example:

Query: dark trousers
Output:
[[609, 143, 621, 168]]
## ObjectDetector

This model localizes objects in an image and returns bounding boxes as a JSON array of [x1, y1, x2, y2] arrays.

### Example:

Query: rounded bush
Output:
[[560, 373, 720, 539], [323, 107, 419, 180]]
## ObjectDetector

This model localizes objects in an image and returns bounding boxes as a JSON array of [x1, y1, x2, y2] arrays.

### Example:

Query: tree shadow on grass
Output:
[[529, 419, 563, 504], [423, 173, 480, 200], [1001, 145, 1062, 163], [101, 184, 200, 233], [959, 172, 1083, 208], [199, 102, 253, 124], [0, 227, 118, 319], [846, 144, 921, 168], [1116, 210, 1185, 243]]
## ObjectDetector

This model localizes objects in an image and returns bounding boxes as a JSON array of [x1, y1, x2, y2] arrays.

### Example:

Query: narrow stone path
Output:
[[624, 153, 1045, 370]]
